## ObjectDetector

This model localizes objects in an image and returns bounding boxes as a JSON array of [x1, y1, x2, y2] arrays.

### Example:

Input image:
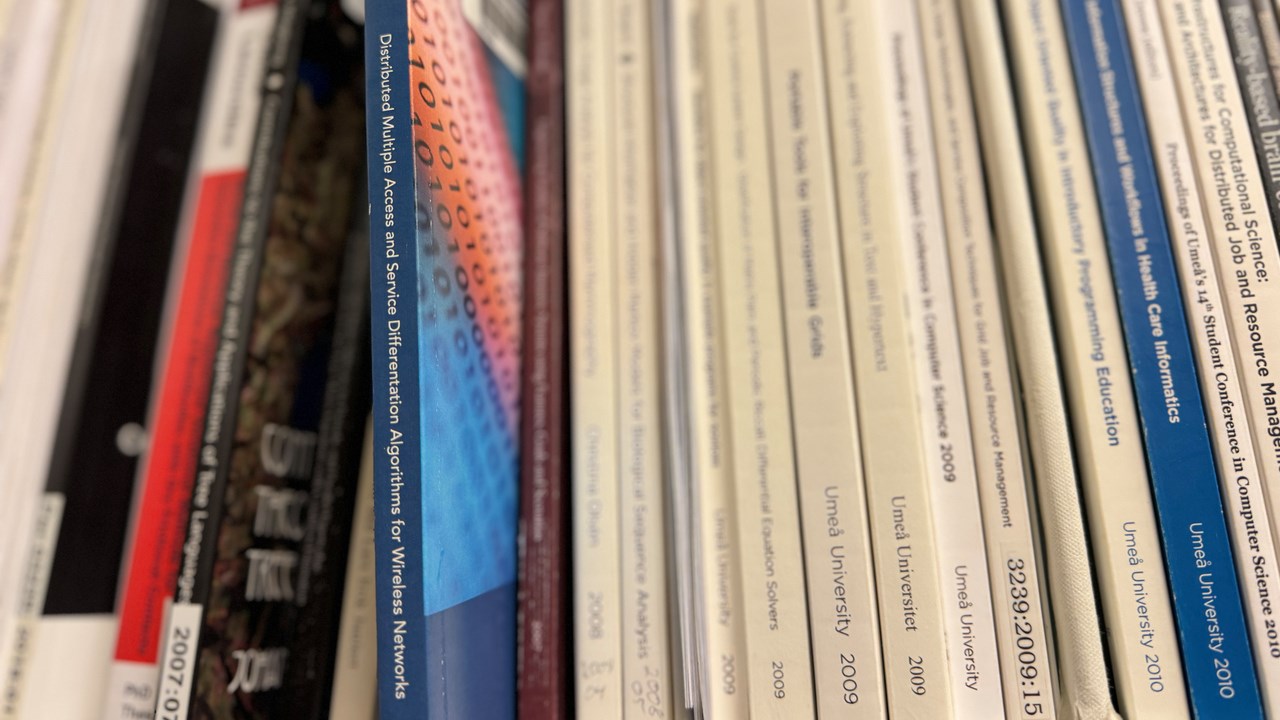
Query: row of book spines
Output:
[[113, 2, 375, 719], [1063, 0, 1265, 717]]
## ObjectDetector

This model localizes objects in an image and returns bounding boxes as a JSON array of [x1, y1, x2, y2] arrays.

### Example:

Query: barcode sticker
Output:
[[153, 604, 203, 720]]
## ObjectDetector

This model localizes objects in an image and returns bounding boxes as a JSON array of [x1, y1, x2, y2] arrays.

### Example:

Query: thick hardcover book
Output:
[[1126, 0, 1280, 711], [153, 4, 367, 718], [704, 0, 818, 716], [104, 2, 281, 715], [515, 0, 569, 716], [565, 0, 623, 713], [1221, 0, 1280, 228], [0, 0, 220, 716], [1064, 1, 1263, 716], [365, 0, 525, 716], [821, 1, 956, 715], [758, 1, 886, 716], [999, 0, 1190, 716], [916, 0, 1058, 716], [958, 1, 1118, 717]]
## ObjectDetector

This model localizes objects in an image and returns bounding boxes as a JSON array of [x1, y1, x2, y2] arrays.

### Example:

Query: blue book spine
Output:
[[1061, 0, 1263, 716], [366, 2, 523, 717], [365, 4, 428, 717]]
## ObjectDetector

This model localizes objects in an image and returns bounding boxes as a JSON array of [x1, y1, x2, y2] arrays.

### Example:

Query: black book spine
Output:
[[0, 0, 219, 713], [40, 0, 220, 617], [278, 197, 373, 719], [174, 5, 367, 717], [153, 0, 313, 715], [1221, 0, 1280, 228]]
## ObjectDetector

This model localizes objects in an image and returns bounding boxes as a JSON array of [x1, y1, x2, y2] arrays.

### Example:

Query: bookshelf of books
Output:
[[10, 0, 1280, 717]]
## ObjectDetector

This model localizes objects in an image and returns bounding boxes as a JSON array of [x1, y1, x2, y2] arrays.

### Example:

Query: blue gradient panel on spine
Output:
[[1061, 0, 1262, 715]]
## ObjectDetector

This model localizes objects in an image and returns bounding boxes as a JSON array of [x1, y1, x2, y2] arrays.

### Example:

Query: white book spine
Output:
[[997, 1, 1189, 717], [916, 1, 1059, 717], [819, 1, 956, 716], [876, 4, 1006, 716], [756, 0, 887, 716], [568, 0, 624, 711], [1152, 1, 1280, 706], [957, 2, 1120, 717], [667, 0, 751, 714], [0, 0, 150, 715], [611, 0, 675, 715], [705, 0, 817, 715]]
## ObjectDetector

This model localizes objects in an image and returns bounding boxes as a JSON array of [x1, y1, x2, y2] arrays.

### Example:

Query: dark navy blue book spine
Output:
[[364, 3, 428, 717], [1061, 0, 1262, 716]]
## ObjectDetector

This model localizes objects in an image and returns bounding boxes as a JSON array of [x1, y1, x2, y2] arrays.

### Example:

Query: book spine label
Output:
[[916, 0, 1059, 716], [364, 1, 427, 716], [668, 0, 751, 714], [1221, 0, 1280, 228], [156, 604, 204, 720], [879, 4, 1007, 716], [821, 1, 956, 715], [1064, 1, 1264, 715], [757, 1, 885, 716], [998, 1, 1190, 717], [1124, 0, 1280, 713], [567, 0, 624, 712], [611, 0, 675, 715], [957, 2, 1118, 716], [104, 5, 277, 718], [515, 0, 569, 717], [0, 494, 62, 719], [705, 0, 817, 715]]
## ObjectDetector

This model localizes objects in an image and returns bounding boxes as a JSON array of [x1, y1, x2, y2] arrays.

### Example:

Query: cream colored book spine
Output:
[[875, 4, 1006, 716], [957, 2, 1119, 717], [704, 0, 817, 715], [668, 0, 751, 714], [1155, 0, 1280, 701], [567, 0, 623, 712], [916, 1, 1058, 717], [757, 0, 886, 716], [0, 0, 87, 680], [328, 421, 378, 720], [611, 0, 675, 715], [996, 1, 1189, 717], [819, 1, 954, 716]]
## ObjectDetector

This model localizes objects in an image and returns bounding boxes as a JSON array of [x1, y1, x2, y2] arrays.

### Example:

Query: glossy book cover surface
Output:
[[366, 0, 523, 716]]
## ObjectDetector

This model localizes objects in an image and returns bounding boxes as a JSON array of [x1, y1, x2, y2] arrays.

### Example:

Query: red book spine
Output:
[[516, 0, 569, 716], [113, 169, 244, 665]]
